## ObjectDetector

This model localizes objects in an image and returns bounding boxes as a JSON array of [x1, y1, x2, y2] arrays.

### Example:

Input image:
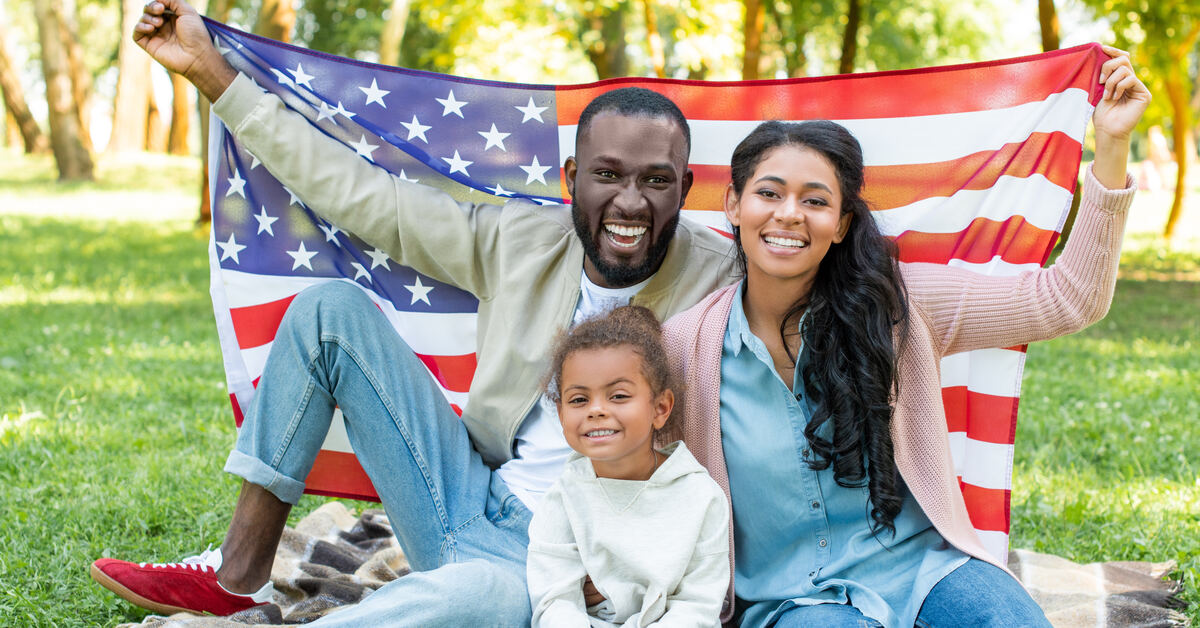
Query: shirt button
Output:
[[818, 538, 828, 548], [802, 449, 810, 459], [794, 392, 803, 401], [811, 501, 820, 509]]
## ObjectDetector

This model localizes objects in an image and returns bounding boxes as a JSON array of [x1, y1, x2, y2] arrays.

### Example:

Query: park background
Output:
[[1, 0, 1198, 625]]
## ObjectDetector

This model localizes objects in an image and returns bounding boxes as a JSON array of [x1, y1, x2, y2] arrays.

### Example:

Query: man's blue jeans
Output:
[[766, 558, 1050, 627], [223, 282, 533, 627]]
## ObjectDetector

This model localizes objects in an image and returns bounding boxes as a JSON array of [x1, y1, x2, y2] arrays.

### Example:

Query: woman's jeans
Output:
[[767, 558, 1051, 627], [223, 282, 533, 627]]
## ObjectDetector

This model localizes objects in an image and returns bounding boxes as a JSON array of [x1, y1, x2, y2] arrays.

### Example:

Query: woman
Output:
[[662, 47, 1149, 628]]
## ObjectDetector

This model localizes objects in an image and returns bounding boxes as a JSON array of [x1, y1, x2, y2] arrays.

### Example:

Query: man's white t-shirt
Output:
[[494, 271, 650, 511]]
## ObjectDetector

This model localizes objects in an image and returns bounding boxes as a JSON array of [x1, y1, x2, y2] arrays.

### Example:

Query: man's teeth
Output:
[[764, 235, 808, 248], [586, 429, 617, 437], [606, 224, 647, 237], [604, 224, 647, 248]]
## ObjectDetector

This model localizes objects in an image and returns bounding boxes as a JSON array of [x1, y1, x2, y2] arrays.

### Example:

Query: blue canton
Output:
[[719, 282, 969, 628]]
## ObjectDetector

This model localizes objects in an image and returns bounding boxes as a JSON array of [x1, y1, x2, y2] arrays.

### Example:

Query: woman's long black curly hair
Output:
[[729, 120, 909, 536]]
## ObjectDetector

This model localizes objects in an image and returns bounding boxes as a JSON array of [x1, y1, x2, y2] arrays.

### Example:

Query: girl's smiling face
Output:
[[556, 345, 673, 481], [725, 145, 852, 295]]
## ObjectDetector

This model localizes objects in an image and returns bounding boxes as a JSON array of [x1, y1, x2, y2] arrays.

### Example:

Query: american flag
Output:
[[205, 18, 1107, 563]]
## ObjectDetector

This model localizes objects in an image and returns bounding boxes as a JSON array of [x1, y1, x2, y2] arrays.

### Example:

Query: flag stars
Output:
[[351, 135, 380, 162], [217, 233, 246, 264], [269, 68, 294, 88], [287, 241, 318, 271], [404, 276, 434, 306], [520, 155, 552, 185], [226, 169, 246, 198], [443, 150, 473, 176], [351, 262, 372, 283], [316, 101, 338, 123], [366, 247, 392, 270], [254, 206, 280, 236], [487, 183, 514, 197], [398, 170, 419, 184], [332, 101, 356, 120], [213, 34, 232, 56], [288, 63, 315, 90], [282, 186, 304, 207], [401, 115, 431, 143], [319, 223, 342, 245], [515, 97, 548, 123], [478, 123, 510, 151], [436, 90, 467, 118], [359, 78, 390, 107]]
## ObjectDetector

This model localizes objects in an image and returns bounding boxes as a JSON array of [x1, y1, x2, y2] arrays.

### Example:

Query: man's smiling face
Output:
[[565, 111, 693, 289]]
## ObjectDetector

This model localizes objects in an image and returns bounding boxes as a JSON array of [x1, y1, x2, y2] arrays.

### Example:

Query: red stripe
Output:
[[943, 388, 1019, 445], [304, 449, 380, 502], [415, 352, 476, 393], [892, 216, 1059, 266], [231, 295, 296, 349], [556, 44, 1103, 124], [230, 394, 245, 428], [959, 481, 1010, 532]]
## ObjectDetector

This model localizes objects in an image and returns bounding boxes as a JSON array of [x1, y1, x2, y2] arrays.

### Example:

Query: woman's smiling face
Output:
[[725, 145, 852, 294]]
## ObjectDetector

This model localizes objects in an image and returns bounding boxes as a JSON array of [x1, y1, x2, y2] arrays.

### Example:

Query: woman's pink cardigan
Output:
[[660, 168, 1135, 623]]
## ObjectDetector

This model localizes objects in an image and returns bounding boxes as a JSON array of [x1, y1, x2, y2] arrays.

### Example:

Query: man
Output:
[[91, 2, 737, 624]]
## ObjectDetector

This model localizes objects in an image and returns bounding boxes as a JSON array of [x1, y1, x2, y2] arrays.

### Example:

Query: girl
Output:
[[662, 47, 1149, 627], [527, 306, 730, 627]]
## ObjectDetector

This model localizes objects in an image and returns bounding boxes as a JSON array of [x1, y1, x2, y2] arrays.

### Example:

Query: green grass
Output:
[[1, 148, 1197, 625]]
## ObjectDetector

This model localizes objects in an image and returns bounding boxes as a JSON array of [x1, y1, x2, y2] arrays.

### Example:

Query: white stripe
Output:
[[872, 174, 1073, 235], [940, 349, 1025, 398], [220, 273, 479, 356], [221, 269, 326, 306], [974, 529, 1011, 564], [949, 432, 1014, 491], [559, 88, 1092, 167], [946, 256, 1043, 277]]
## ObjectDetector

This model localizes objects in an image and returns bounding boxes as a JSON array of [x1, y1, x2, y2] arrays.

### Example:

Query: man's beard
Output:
[[571, 200, 679, 287]]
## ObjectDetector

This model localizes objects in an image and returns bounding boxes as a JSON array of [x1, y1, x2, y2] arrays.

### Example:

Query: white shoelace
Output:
[[139, 545, 222, 571]]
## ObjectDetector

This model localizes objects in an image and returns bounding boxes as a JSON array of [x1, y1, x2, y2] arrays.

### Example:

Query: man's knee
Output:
[[288, 281, 374, 322], [425, 561, 530, 624]]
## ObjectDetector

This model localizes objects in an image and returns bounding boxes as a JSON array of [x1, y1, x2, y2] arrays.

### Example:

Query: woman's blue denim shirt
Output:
[[719, 281, 968, 628]]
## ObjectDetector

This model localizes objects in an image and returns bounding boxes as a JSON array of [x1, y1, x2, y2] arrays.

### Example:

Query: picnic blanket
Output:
[[206, 14, 1115, 563], [119, 503, 1188, 628]]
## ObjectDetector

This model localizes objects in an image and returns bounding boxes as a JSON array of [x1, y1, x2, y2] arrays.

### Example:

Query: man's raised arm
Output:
[[135, 0, 235, 102], [133, 0, 508, 298]]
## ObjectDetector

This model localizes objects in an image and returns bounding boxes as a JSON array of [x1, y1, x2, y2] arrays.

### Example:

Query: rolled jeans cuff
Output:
[[224, 449, 307, 505]]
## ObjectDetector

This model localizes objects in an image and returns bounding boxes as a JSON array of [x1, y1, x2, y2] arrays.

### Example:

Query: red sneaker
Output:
[[90, 548, 274, 616]]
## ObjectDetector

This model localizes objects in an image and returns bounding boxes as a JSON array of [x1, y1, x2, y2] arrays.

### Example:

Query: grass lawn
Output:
[[1, 149, 1197, 626]]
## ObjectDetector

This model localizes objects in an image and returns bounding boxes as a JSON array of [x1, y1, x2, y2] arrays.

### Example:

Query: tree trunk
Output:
[[0, 22, 50, 154], [584, 5, 628, 79], [58, 0, 92, 151], [255, 0, 296, 42], [167, 72, 190, 155], [742, 0, 763, 80], [109, 0, 153, 152], [1162, 24, 1200, 241], [33, 0, 93, 180], [1163, 64, 1192, 241], [145, 94, 168, 152], [642, 0, 666, 78], [1037, 0, 1060, 51], [378, 0, 410, 66], [839, 0, 861, 74]]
